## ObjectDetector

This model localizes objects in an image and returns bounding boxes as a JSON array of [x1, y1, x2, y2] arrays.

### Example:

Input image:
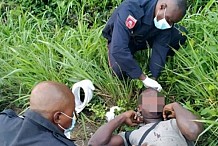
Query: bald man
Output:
[[0, 81, 76, 146], [103, 0, 188, 91], [88, 88, 203, 146]]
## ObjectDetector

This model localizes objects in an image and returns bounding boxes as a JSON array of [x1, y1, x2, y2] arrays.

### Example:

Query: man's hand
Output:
[[142, 76, 162, 92], [163, 103, 176, 120], [163, 102, 203, 140], [122, 110, 143, 126]]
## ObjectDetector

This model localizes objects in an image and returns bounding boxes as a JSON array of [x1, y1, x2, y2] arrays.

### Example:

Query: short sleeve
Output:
[[118, 132, 129, 146], [170, 119, 189, 140], [170, 119, 194, 146]]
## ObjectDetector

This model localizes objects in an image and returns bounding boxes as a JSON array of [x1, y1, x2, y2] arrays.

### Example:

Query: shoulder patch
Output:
[[125, 15, 137, 29]]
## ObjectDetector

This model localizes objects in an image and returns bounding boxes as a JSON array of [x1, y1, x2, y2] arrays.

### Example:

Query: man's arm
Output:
[[88, 110, 141, 146], [110, 11, 143, 79], [149, 29, 171, 79], [163, 102, 203, 141]]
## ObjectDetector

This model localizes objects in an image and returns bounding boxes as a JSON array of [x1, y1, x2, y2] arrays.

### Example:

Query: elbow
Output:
[[111, 52, 117, 60], [184, 131, 198, 141], [88, 141, 108, 146], [184, 122, 203, 141], [88, 139, 103, 146], [111, 51, 123, 66], [111, 51, 121, 59], [88, 136, 109, 146]]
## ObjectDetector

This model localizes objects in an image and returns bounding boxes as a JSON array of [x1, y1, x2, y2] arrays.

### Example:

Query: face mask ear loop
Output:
[[60, 112, 74, 120], [164, 8, 167, 18], [156, 10, 160, 18], [58, 123, 66, 131]]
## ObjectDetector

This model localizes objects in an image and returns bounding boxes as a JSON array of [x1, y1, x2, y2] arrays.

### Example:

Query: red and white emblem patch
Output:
[[125, 15, 137, 29]]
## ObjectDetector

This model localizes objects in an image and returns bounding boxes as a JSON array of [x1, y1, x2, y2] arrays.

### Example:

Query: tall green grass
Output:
[[161, 1, 218, 144], [0, 0, 217, 145], [0, 3, 134, 109]]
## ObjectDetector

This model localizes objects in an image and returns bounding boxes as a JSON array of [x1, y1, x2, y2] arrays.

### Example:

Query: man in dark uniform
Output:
[[103, 0, 188, 92], [0, 81, 77, 146]]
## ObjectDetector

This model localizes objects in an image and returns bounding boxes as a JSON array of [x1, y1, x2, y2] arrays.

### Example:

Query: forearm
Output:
[[173, 102, 203, 140], [88, 114, 126, 146], [149, 44, 169, 79]]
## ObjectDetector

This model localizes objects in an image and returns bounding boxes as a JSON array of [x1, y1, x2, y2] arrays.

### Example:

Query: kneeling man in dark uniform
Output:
[[103, 0, 188, 92]]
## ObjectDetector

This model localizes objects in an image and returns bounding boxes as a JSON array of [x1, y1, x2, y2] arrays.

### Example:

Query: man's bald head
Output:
[[30, 81, 75, 119]]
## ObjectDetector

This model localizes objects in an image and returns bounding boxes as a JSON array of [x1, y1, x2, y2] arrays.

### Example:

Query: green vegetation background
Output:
[[0, 0, 217, 145]]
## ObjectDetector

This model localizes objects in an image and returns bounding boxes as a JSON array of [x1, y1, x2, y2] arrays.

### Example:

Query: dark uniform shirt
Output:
[[103, 0, 172, 78], [0, 109, 76, 146]]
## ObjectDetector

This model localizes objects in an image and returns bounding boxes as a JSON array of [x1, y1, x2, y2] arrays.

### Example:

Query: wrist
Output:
[[172, 102, 180, 114], [172, 102, 179, 108], [150, 76, 156, 80], [118, 113, 128, 123], [139, 74, 146, 80]]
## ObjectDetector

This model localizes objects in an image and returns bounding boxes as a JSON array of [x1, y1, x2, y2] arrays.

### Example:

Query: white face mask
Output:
[[58, 112, 77, 139], [154, 8, 172, 30]]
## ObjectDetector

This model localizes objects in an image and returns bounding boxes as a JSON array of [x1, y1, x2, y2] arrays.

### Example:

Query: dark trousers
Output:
[[108, 24, 188, 79]]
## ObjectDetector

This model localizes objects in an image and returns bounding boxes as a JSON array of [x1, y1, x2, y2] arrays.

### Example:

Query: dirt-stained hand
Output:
[[163, 103, 176, 120], [122, 110, 143, 126]]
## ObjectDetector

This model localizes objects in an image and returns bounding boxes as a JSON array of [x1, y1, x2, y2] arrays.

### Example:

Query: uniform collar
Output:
[[139, 0, 158, 25], [24, 109, 64, 137], [24, 109, 75, 145]]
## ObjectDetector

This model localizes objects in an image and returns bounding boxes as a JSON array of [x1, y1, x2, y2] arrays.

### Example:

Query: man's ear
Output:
[[53, 112, 61, 124], [160, 3, 167, 9]]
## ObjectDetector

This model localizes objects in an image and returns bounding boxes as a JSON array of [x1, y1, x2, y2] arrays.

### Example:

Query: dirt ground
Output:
[[71, 118, 100, 146]]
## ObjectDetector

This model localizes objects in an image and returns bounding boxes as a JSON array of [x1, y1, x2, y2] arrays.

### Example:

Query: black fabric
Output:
[[124, 121, 160, 146], [0, 109, 76, 146], [125, 131, 133, 146], [185, 137, 195, 146], [138, 121, 160, 145]]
